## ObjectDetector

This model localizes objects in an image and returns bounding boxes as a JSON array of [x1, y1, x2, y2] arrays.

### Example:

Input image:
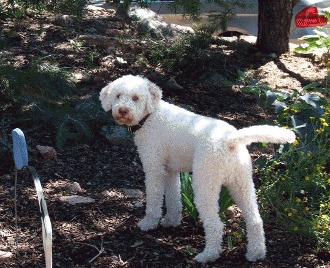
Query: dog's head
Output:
[[99, 75, 162, 126]]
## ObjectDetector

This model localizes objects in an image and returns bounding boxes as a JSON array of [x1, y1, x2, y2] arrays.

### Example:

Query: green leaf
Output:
[[256, 156, 268, 170], [219, 186, 234, 213]]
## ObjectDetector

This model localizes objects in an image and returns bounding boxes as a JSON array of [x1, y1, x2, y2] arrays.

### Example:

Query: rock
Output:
[[128, 7, 194, 39], [78, 35, 119, 48], [36, 145, 57, 160], [200, 71, 229, 89], [100, 55, 115, 68], [72, 71, 93, 83], [101, 125, 133, 146], [66, 182, 84, 193], [86, 5, 115, 14], [115, 57, 128, 67], [102, 190, 124, 198], [54, 15, 73, 27], [121, 188, 144, 198], [60, 195, 95, 204]]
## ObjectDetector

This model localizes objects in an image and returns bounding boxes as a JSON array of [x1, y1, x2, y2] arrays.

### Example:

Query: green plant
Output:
[[0, 63, 109, 148], [240, 72, 330, 251], [180, 172, 234, 220], [257, 107, 329, 249], [181, 172, 198, 220], [0, 64, 73, 105], [146, 32, 212, 73], [48, 0, 87, 18], [0, 0, 87, 20], [86, 49, 100, 69]]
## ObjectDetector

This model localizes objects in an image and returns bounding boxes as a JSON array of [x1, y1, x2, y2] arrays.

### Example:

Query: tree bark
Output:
[[257, 0, 298, 55]]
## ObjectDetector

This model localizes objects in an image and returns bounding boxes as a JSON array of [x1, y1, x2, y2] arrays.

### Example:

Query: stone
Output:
[[115, 57, 128, 67], [54, 15, 73, 27], [36, 145, 57, 160], [128, 7, 194, 39], [60, 195, 95, 204], [200, 71, 229, 89], [121, 188, 144, 198], [101, 125, 133, 146], [66, 182, 84, 193]]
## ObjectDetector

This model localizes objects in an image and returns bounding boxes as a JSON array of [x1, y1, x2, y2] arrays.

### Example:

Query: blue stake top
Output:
[[12, 128, 28, 170]]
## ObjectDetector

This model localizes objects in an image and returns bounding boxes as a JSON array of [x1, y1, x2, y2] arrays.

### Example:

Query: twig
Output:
[[76, 236, 105, 263]]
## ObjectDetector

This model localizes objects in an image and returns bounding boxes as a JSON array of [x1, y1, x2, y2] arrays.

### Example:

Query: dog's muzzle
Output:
[[114, 107, 134, 125]]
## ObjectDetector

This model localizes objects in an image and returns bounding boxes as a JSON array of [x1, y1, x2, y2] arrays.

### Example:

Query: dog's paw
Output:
[[160, 215, 181, 228], [194, 250, 220, 263], [138, 216, 159, 231], [246, 247, 266, 262]]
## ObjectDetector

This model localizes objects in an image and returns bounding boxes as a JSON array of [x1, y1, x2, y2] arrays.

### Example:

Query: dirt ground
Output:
[[0, 5, 329, 268]]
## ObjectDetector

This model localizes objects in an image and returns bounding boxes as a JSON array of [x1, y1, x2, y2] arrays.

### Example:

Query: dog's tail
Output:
[[226, 125, 296, 148]]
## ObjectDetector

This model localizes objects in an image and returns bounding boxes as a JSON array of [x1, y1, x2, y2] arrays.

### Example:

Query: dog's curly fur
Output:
[[100, 75, 296, 263]]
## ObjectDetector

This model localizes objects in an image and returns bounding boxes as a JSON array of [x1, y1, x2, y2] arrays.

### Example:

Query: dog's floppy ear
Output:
[[99, 83, 114, 112], [146, 80, 162, 113]]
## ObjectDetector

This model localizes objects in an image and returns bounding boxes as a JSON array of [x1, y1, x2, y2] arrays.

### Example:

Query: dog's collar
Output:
[[128, 114, 151, 133]]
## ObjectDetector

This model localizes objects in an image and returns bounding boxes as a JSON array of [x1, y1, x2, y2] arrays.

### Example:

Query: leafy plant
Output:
[[0, 63, 109, 148], [0, 0, 87, 19], [180, 172, 234, 220], [86, 49, 100, 69], [0, 64, 73, 106], [240, 70, 330, 251], [181, 172, 198, 220], [257, 107, 329, 249], [146, 32, 212, 73], [48, 0, 88, 18]]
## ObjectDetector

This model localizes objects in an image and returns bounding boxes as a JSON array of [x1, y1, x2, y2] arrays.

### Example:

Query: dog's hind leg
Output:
[[226, 173, 266, 262], [161, 172, 182, 228]]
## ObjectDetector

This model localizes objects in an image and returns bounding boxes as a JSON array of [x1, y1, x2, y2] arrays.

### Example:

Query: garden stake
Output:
[[12, 128, 53, 268]]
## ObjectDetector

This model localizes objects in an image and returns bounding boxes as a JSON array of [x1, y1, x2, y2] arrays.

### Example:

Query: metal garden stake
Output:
[[12, 128, 53, 268]]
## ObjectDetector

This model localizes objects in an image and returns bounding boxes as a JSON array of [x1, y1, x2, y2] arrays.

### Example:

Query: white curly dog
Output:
[[99, 75, 295, 263]]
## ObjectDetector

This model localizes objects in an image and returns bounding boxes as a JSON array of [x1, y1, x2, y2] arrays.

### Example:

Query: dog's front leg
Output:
[[138, 168, 166, 231]]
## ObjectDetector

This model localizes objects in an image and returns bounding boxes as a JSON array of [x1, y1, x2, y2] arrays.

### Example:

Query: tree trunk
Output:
[[257, 0, 298, 55]]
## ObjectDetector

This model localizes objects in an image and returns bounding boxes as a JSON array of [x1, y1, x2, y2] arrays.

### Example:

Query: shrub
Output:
[[48, 0, 88, 18], [0, 64, 108, 148], [146, 32, 212, 73], [257, 105, 329, 250], [240, 71, 330, 251], [0, 0, 88, 19]]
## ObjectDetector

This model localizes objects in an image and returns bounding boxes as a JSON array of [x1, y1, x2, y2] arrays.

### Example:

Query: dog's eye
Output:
[[132, 95, 139, 101], [116, 93, 121, 99]]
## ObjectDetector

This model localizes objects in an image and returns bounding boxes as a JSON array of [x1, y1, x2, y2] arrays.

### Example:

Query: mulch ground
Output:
[[0, 4, 329, 267]]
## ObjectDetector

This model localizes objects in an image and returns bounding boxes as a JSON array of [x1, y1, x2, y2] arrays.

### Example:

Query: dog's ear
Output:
[[146, 80, 162, 113], [99, 83, 114, 112]]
